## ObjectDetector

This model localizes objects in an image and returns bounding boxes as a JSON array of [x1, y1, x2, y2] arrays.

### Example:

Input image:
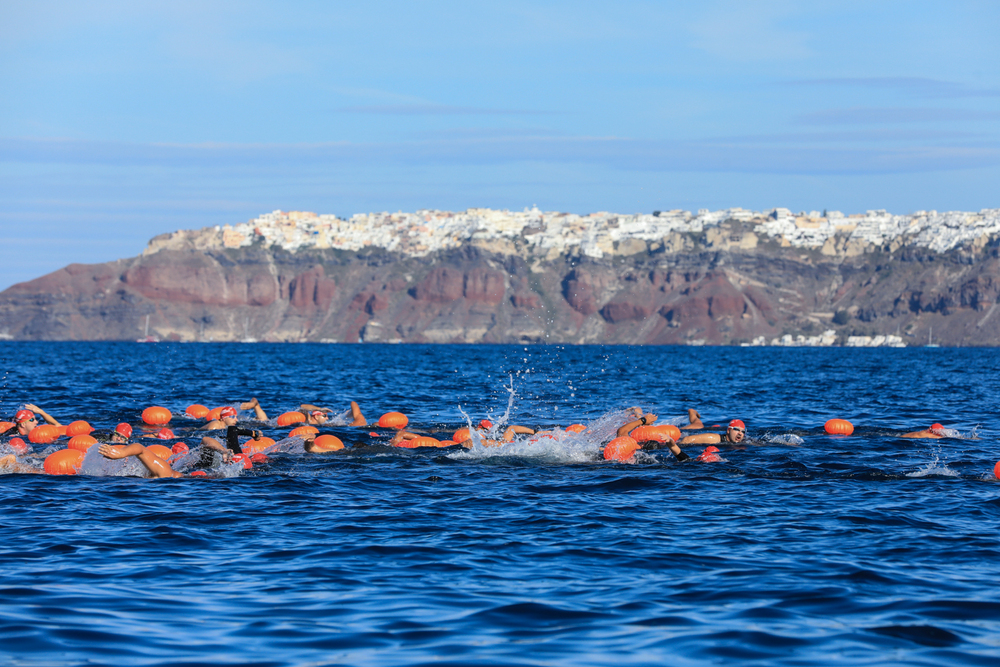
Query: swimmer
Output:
[[453, 424, 537, 448], [90, 422, 133, 444], [0, 453, 41, 474], [616, 412, 691, 461], [202, 403, 258, 430], [2, 405, 62, 437], [682, 408, 705, 430], [99, 443, 182, 478], [679, 419, 747, 446], [901, 423, 948, 439], [246, 398, 367, 426], [198, 407, 263, 465]]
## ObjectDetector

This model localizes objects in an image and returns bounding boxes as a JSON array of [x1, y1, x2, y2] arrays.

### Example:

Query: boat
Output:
[[925, 326, 939, 348], [136, 315, 159, 343]]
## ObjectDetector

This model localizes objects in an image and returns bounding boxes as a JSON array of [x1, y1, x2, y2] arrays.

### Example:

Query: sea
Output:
[[1, 342, 999, 666]]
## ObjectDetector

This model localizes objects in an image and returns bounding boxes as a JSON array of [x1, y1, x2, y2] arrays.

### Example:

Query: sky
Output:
[[1, 0, 999, 289]]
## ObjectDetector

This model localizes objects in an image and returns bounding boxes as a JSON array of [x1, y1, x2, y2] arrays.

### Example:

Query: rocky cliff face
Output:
[[2, 222, 999, 345]]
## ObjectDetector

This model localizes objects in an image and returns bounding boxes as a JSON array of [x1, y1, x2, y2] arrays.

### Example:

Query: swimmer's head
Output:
[[113, 422, 132, 443], [727, 419, 746, 442], [930, 423, 946, 435], [479, 419, 492, 430], [15, 409, 35, 424], [311, 410, 328, 424], [219, 406, 238, 424]]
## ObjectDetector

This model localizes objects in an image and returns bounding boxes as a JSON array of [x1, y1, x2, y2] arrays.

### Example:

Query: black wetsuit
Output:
[[225, 424, 257, 454]]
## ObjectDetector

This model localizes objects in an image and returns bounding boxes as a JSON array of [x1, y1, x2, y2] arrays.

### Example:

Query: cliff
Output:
[[2, 217, 999, 345]]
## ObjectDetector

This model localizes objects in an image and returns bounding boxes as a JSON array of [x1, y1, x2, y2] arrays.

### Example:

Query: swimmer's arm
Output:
[[24, 404, 61, 427], [199, 420, 224, 431], [100, 443, 144, 459], [349, 401, 367, 427], [617, 413, 657, 437], [239, 398, 268, 422], [201, 437, 233, 462]]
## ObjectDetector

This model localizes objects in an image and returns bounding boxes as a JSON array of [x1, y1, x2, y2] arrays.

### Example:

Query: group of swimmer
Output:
[[0, 400, 961, 479]]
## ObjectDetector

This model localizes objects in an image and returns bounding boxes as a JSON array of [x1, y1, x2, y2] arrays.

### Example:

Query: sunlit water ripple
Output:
[[1, 342, 999, 665]]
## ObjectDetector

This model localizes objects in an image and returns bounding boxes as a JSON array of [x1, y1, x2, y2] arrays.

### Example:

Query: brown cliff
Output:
[[1, 223, 999, 345]]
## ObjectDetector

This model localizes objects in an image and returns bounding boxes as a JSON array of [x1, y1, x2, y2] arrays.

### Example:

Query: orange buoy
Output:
[[186, 404, 209, 419], [994, 460, 1000, 480], [142, 406, 172, 425], [28, 424, 61, 444], [378, 412, 408, 429], [604, 436, 639, 462], [8, 437, 29, 455], [65, 420, 93, 437], [190, 470, 208, 477], [824, 418, 854, 435], [250, 453, 268, 464], [44, 449, 84, 475], [67, 434, 98, 452], [146, 444, 173, 460], [453, 428, 471, 443], [231, 453, 252, 469], [276, 411, 306, 427], [400, 436, 440, 448], [289, 425, 319, 438], [438, 440, 458, 447], [205, 407, 224, 421], [565, 424, 587, 434], [242, 437, 275, 454], [0, 421, 14, 434], [171, 442, 189, 455], [311, 434, 344, 451], [663, 424, 682, 441]]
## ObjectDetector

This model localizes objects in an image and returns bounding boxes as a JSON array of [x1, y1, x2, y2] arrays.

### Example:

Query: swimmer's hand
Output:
[[98, 444, 125, 459], [253, 430, 262, 441], [640, 413, 658, 425]]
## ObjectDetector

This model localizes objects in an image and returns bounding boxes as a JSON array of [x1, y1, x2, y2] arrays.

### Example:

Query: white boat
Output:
[[925, 326, 939, 348], [136, 315, 159, 343]]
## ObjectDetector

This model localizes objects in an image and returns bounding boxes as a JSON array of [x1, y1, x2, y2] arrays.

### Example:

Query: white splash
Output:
[[906, 456, 960, 478], [763, 433, 805, 446]]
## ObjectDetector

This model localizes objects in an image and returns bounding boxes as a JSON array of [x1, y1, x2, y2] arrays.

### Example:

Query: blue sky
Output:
[[2, 0, 999, 289]]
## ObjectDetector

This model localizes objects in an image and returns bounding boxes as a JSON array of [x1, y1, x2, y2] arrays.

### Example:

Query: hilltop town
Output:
[[159, 206, 1000, 260]]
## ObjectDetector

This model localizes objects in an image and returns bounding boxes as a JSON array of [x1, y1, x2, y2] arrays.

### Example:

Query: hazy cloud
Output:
[[5, 134, 998, 176], [797, 107, 1000, 125], [785, 77, 1000, 99]]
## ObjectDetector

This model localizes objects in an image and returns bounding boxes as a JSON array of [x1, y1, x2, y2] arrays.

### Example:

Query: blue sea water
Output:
[[1, 342, 999, 666]]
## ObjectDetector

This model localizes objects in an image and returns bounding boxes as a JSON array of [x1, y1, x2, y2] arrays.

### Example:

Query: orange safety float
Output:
[[190, 470, 208, 477], [65, 420, 93, 437], [8, 437, 29, 455], [378, 412, 408, 429], [142, 406, 172, 425], [231, 453, 253, 470], [565, 424, 587, 434], [0, 421, 14, 434], [453, 428, 471, 443], [824, 418, 854, 435], [604, 436, 640, 462], [242, 437, 275, 454], [186, 404, 210, 419], [995, 460, 1000, 480], [205, 407, 224, 421], [44, 449, 84, 475], [146, 444, 173, 460], [276, 411, 306, 427], [311, 435, 344, 451], [399, 436, 440, 448], [67, 434, 98, 452], [28, 424, 61, 444], [438, 440, 458, 447], [289, 425, 319, 438]]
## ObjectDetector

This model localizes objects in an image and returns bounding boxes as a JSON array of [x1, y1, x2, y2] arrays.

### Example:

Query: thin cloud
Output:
[[784, 77, 1000, 99], [337, 104, 554, 116], [797, 107, 1000, 126], [3, 135, 999, 176]]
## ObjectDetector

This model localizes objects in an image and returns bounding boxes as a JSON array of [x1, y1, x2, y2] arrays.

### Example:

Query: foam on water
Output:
[[906, 455, 960, 478]]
